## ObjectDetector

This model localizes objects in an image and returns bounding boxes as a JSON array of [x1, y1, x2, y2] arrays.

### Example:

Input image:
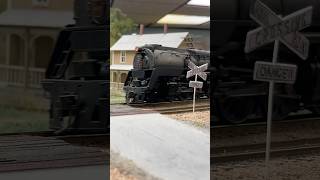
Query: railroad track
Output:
[[55, 133, 109, 147], [128, 99, 209, 107], [158, 105, 209, 114], [212, 113, 320, 130], [0, 132, 109, 172], [111, 100, 209, 116], [212, 137, 320, 164], [0, 131, 109, 147], [212, 113, 320, 164]]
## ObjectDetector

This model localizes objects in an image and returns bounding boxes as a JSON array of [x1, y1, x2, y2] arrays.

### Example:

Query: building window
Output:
[[32, 0, 49, 7], [120, 51, 126, 63], [184, 35, 194, 48]]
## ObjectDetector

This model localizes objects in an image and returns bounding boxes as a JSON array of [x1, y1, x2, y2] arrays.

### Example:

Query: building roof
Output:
[[111, 0, 209, 29], [110, 64, 133, 71], [110, 32, 189, 51], [0, 9, 74, 28]]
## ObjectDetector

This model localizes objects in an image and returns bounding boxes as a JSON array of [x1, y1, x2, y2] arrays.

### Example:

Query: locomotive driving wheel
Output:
[[125, 92, 135, 104], [218, 96, 255, 124]]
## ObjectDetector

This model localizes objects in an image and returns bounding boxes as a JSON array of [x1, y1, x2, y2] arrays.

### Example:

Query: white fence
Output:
[[0, 66, 128, 91], [0, 65, 45, 88]]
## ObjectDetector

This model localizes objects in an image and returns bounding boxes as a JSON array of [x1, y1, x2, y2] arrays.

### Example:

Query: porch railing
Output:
[[0, 64, 46, 88], [110, 82, 124, 91], [0, 65, 128, 91]]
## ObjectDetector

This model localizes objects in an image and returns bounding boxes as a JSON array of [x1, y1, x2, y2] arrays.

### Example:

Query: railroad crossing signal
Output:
[[245, 0, 313, 60], [244, 1, 312, 179], [187, 61, 208, 81], [186, 60, 208, 113], [254, 61, 297, 84], [189, 81, 203, 89]]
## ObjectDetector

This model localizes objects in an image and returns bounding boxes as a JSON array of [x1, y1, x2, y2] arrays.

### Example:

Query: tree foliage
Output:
[[110, 8, 135, 46]]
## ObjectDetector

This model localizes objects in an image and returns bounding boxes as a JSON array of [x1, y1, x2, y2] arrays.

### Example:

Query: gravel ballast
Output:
[[212, 154, 320, 180], [168, 110, 210, 128]]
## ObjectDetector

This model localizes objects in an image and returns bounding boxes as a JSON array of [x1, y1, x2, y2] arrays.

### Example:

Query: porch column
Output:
[[5, 33, 10, 85], [7, 0, 12, 9], [117, 71, 121, 89], [24, 28, 31, 89], [117, 71, 121, 83]]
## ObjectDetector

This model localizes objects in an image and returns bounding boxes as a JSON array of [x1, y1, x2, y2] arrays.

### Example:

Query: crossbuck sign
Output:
[[245, 0, 312, 59], [244, 1, 312, 179], [186, 60, 208, 113]]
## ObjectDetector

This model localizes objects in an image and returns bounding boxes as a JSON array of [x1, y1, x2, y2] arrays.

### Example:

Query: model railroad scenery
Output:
[[110, 0, 210, 179], [4, 0, 320, 179], [0, 0, 108, 178], [212, 0, 320, 179], [111, 44, 210, 124]]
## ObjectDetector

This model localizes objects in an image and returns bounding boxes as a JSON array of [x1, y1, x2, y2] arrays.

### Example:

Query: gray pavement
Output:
[[111, 113, 210, 180]]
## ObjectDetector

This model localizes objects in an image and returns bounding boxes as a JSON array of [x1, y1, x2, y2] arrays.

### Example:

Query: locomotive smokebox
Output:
[[74, 0, 107, 26]]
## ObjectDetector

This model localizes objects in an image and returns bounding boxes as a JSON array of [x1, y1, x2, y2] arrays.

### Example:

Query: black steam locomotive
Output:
[[42, 0, 108, 134], [123, 45, 210, 104], [212, 0, 320, 124]]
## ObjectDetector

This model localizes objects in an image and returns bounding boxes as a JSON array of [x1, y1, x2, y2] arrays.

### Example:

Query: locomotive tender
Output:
[[42, 0, 108, 133], [123, 44, 210, 104], [212, 0, 320, 124]]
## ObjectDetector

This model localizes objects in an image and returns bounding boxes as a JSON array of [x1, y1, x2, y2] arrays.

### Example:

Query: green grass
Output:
[[0, 87, 49, 111], [110, 90, 125, 104], [0, 107, 49, 134]]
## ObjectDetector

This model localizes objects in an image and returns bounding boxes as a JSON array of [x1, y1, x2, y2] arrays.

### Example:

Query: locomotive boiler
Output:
[[123, 44, 210, 104], [212, 0, 320, 124], [42, 0, 108, 133]]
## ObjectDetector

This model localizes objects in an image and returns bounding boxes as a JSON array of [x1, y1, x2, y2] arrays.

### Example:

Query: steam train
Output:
[[123, 44, 210, 104], [212, 0, 320, 124], [42, 0, 108, 134]]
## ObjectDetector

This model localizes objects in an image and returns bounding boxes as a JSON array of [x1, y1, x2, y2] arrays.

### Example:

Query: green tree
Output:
[[0, 0, 7, 13], [110, 8, 135, 46]]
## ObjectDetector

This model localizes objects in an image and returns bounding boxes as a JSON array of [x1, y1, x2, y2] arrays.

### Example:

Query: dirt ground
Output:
[[212, 154, 320, 180], [110, 151, 161, 180], [111, 168, 138, 180], [168, 110, 210, 128]]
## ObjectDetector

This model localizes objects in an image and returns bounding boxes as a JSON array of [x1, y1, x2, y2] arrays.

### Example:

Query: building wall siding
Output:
[[0, 0, 72, 88], [126, 52, 135, 65], [12, 0, 73, 10], [113, 51, 135, 65], [113, 51, 120, 64]]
